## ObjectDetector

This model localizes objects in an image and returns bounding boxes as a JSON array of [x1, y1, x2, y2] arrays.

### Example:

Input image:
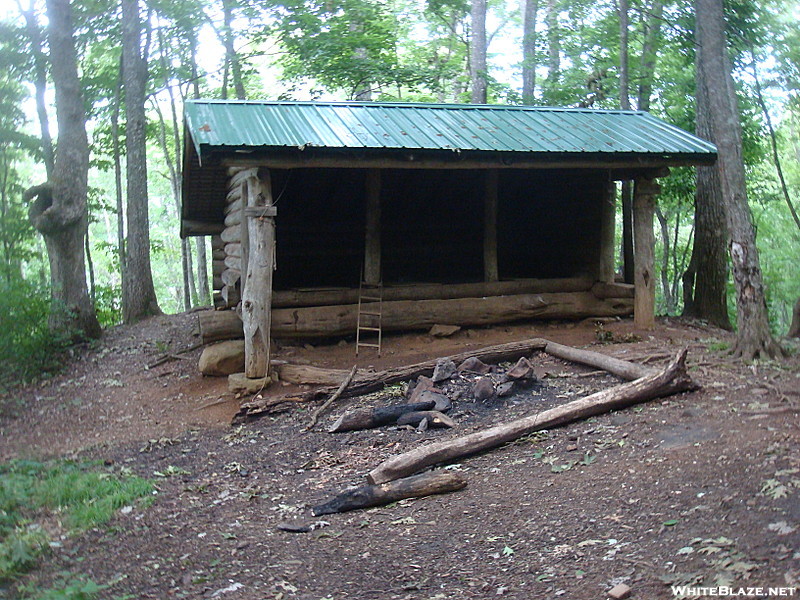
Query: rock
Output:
[[432, 359, 457, 383], [429, 324, 461, 337], [228, 372, 271, 394], [502, 357, 537, 382], [276, 521, 311, 533], [457, 356, 492, 374], [417, 390, 452, 412], [199, 340, 245, 376], [472, 377, 495, 401], [407, 376, 438, 402], [566, 443, 578, 452], [608, 583, 631, 599], [496, 382, 515, 397]]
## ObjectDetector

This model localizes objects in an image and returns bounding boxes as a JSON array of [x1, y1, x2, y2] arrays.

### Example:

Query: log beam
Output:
[[364, 169, 381, 285], [484, 169, 499, 282], [633, 177, 660, 329], [598, 178, 617, 283]]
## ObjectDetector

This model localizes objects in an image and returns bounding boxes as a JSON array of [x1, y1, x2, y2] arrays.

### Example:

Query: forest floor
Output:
[[1, 312, 799, 600]]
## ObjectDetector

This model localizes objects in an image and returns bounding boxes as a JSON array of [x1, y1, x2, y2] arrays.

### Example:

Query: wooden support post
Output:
[[239, 179, 251, 296], [484, 169, 499, 282], [242, 169, 276, 379], [598, 179, 616, 283], [633, 177, 660, 329], [364, 169, 381, 285]]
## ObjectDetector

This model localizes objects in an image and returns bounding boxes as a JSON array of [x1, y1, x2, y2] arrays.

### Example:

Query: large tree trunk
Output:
[[221, 0, 246, 100], [695, 0, 781, 358], [521, 0, 538, 104], [470, 0, 488, 103], [25, 0, 101, 340], [122, 0, 161, 323], [682, 24, 732, 330]]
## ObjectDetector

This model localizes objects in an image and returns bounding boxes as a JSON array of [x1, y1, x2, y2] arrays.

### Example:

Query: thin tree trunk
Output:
[[26, 0, 101, 339], [110, 58, 126, 307], [85, 229, 95, 304], [636, 0, 664, 112], [543, 0, 560, 102], [521, 0, 538, 104], [617, 0, 630, 111], [695, 0, 782, 358], [196, 236, 210, 304], [122, 0, 161, 322], [470, 0, 488, 103], [221, 0, 246, 100], [789, 298, 800, 338], [655, 206, 674, 314]]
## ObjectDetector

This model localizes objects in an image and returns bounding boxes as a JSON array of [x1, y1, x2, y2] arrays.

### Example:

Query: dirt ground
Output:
[[1, 312, 798, 599]]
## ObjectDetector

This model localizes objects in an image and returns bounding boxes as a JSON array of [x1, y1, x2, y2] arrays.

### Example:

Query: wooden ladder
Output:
[[356, 280, 383, 357]]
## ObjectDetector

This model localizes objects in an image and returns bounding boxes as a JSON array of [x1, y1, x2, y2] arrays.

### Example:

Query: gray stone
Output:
[[472, 377, 495, 401], [496, 381, 515, 397], [457, 356, 492, 374], [417, 390, 452, 412], [429, 324, 461, 337], [432, 359, 457, 383], [228, 372, 271, 394]]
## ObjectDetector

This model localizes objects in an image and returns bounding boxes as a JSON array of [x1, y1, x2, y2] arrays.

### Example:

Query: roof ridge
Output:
[[184, 99, 645, 115]]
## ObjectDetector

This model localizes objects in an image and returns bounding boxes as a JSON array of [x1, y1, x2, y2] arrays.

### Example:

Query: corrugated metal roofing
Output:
[[184, 100, 717, 158]]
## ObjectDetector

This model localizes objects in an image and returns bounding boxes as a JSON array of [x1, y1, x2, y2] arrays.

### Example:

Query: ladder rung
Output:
[[360, 311, 381, 316], [360, 296, 381, 301], [357, 343, 381, 348], [358, 326, 381, 332]]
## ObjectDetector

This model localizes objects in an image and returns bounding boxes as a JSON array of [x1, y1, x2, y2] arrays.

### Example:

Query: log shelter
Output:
[[181, 101, 717, 378]]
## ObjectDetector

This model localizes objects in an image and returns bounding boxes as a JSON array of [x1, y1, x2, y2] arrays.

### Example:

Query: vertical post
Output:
[[239, 179, 250, 296], [484, 169, 499, 282], [242, 169, 277, 379], [364, 169, 381, 284], [633, 177, 660, 329], [598, 179, 616, 283]]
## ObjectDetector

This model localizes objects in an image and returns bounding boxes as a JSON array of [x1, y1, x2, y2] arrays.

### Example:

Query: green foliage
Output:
[[18, 574, 105, 600], [0, 278, 73, 390], [0, 459, 153, 584]]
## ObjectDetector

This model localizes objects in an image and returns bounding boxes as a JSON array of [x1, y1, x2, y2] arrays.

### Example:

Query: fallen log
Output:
[[543, 341, 655, 380], [328, 401, 437, 433], [366, 348, 696, 485], [312, 471, 467, 516], [233, 338, 549, 422]]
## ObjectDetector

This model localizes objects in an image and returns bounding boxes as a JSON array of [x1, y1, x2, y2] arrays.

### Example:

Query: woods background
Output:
[[0, 0, 798, 382]]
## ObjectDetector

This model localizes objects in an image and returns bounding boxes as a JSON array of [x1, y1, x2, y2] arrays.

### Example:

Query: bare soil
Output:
[[1, 313, 798, 599]]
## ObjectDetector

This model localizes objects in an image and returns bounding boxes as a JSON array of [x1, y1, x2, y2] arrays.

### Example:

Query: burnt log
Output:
[[328, 401, 437, 433], [312, 471, 467, 516], [396, 411, 456, 429]]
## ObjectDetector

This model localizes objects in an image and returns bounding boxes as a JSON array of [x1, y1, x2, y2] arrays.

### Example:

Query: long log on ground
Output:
[[312, 471, 467, 516], [328, 400, 437, 432], [543, 341, 656, 380], [198, 292, 632, 342], [233, 337, 550, 422], [366, 349, 696, 485]]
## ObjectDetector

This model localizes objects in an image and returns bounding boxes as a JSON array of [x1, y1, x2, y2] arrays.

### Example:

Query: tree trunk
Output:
[[470, 0, 488, 103], [655, 206, 675, 314], [682, 19, 732, 330], [122, 0, 161, 323], [636, 0, 664, 112], [25, 0, 101, 340], [366, 349, 695, 484], [221, 0, 246, 100], [543, 0, 560, 103], [521, 0, 538, 104], [789, 298, 800, 338], [695, 0, 781, 358], [617, 0, 630, 111], [110, 58, 126, 310], [196, 237, 210, 305]]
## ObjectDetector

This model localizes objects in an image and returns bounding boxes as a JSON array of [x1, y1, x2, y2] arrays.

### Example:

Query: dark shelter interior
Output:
[[269, 167, 605, 290]]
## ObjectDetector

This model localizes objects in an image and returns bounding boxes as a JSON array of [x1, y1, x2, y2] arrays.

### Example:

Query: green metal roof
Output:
[[184, 100, 717, 158]]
